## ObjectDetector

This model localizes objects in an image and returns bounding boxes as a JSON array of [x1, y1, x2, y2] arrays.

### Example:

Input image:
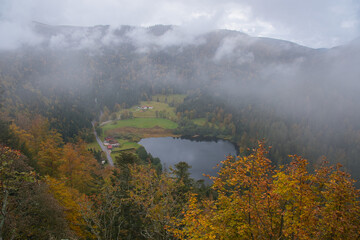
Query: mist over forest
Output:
[[2, 14, 360, 238], [2, 22, 360, 175]]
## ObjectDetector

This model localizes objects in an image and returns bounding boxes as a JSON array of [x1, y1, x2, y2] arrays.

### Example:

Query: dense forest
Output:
[[1, 23, 360, 239]]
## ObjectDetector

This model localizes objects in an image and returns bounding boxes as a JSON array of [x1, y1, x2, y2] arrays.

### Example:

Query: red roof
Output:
[[107, 145, 113, 149]]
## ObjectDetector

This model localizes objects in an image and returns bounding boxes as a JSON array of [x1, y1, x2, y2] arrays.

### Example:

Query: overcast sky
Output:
[[0, 0, 359, 49]]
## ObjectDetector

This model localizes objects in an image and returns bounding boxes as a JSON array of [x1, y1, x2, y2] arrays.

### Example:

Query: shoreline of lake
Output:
[[138, 136, 237, 183]]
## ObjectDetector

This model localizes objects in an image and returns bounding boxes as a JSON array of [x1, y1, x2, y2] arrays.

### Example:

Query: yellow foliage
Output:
[[59, 142, 100, 194], [170, 141, 360, 240], [129, 164, 183, 239], [45, 176, 93, 239]]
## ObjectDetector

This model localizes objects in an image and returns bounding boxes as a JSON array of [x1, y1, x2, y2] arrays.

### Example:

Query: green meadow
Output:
[[90, 94, 185, 160], [102, 118, 178, 132]]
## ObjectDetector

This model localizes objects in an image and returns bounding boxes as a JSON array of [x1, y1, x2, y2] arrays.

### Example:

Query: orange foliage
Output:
[[129, 164, 182, 239], [59, 142, 100, 194], [45, 176, 92, 239], [170, 141, 360, 239]]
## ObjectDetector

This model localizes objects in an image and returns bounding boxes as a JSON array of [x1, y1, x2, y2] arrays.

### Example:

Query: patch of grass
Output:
[[110, 141, 140, 160], [100, 95, 185, 159], [192, 118, 207, 126], [116, 94, 186, 121], [121, 142, 141, 150], [111, 152, 118, 160], [133, 101, 176, 119], [117, 139, 141, 150], [192, 118, 219, 128], [106, 127, 178, 139], [87, 141, 101, 151], [102, 118, 178, 133]]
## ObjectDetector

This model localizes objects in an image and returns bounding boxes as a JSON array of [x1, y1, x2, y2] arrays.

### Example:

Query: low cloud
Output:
[[0, 21, 42, 50], [213, 35, 255, 64], [47, 26, 106, 50], [1, 0, 359, 49], [126, 26, 207, 53]]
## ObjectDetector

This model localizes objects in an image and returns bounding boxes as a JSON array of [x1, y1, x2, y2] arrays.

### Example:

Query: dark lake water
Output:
[[138, 137, 237, 183]]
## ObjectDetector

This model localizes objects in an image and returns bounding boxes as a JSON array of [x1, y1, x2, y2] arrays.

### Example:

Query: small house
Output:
[[109, 139, 120, 148]]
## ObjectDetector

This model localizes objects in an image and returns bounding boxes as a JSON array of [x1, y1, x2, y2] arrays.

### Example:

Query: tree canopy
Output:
[[170, 142, 360, 240]]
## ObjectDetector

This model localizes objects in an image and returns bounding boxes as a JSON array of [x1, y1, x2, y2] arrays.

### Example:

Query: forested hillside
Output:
[[2, 23, 360, 173], [1, 23, 360, 238]]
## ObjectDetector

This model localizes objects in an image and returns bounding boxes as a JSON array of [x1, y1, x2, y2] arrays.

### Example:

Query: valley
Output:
[[90, 94, 237, 174], [1, 19, 360, 239]]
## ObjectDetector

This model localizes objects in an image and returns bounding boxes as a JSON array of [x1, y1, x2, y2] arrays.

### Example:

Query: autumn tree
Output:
[[0, 146, 33, 240], [78, 181, 124, 240], [172, 161, 194, 201], [272, 156, 360, 239], [37, 133, 63, 177], [129, 163, 184, 239], [59, 142, 101, 194], [111, 152, 144, 239], [5, 180, 75, 239], [318, 164, 360, 239], [10, 115, 63, 171], [0, 146, 74, 239], [170, 142, 360, 240], [46, 176, 90, 239]]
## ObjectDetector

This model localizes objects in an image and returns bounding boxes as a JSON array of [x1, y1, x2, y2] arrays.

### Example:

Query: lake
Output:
[[138, 137, 237, 183]]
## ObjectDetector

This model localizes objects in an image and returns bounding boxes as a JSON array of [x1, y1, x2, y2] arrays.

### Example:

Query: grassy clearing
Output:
[[116, 94, 185, 120], [102, 118, 178, 133], [120, 141, 140, 149], [192, 118, 207, 126], [106, 127, 178, 139], [192, 118, 219, 129], [110, 152, 117, 160], [98, 94, 185, 156], [87, 141, 101, 151], [101, 118, 178, 152], [117, 139, 141, 150], [134, 101, 176, 119], [110, 141, 140, 159]]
